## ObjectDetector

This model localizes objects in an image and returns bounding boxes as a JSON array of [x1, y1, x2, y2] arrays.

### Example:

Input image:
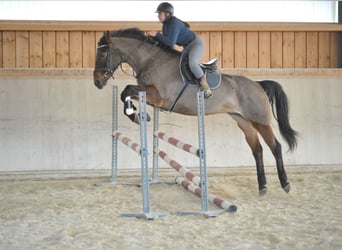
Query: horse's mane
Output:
[[98, 28, 181, 56]]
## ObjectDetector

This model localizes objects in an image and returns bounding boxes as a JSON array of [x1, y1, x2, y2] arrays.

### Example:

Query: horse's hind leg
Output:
[[230, 114, 267, 196], [253, 123, 290, 193]]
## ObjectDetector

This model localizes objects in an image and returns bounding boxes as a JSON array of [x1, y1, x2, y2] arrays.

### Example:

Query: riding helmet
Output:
[[156, 2, 174, 15]]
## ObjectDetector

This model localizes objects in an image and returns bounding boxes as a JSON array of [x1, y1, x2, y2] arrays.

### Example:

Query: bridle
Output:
[[93, 44, 117, 81]]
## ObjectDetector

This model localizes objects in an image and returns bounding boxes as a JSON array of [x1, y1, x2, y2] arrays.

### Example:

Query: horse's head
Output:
[[93, 31, 122, 89]]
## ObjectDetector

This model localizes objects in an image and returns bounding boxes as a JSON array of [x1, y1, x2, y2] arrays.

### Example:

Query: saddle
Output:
[[179, 51, 221, 89], [168, 51, 221, 112]]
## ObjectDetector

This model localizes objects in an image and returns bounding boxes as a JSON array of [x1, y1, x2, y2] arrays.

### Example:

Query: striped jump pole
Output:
[[154, 131, 200, 157], [113, 132, 141, 154], [175, 177, 237, 213], [154, 147, 201, 186]]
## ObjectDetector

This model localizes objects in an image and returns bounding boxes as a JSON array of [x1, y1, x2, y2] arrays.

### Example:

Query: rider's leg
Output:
[[187, 36, 213, 98]]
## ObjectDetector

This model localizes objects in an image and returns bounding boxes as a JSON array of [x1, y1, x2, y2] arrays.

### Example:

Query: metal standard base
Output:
[[95, 176, 141, 187], [177, 208, 231, 218], [150, 181, 176, 186], [96, 179, 176, 187], [121, 211, 171, 220], [94, 181, 141, 187]]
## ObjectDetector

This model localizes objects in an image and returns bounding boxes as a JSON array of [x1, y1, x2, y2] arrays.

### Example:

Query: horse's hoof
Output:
[[132, 114, 140, 125], [259, 187, 267, 196], [138, 113, 151, 122], [282, 183, 291, 193]]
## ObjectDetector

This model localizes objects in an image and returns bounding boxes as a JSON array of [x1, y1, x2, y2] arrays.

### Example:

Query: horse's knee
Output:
[[121, 85, 139, 102]]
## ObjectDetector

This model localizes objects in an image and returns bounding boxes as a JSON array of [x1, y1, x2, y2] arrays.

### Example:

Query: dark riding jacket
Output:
[[156, 16, 195, 48]]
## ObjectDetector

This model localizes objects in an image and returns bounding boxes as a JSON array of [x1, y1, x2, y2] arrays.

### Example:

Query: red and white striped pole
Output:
[[113, 131, 141, 155], [154, 148, 201, 186], [154, 131, 199, 156], [175, 177, 237, 212]]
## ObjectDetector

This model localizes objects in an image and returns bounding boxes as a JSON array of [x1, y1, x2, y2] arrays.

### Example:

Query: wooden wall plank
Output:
[[29, 31, 43, 68], [16, 31, 29, 68], [246, 32, 258, 68], [43, 31, 56, 68], [82, 31, 96, 68], [330, 32, 338, 68], [283, 32, 294, 68], [306, 32, 318, 68], [294, 32, 306, 68], [259, 32, 270, 68], [271, 32, 283, 68], [198, 31, 210, 62], [318, 32, 331, 68], [2, 31, 16, 68], [234, 32, 246, 68], [209, 32, 222, 67], [222, 32, 234, 68], [56, 31, 69, 68], [271, 31, 283, 68], [69, 32, 82, 68]]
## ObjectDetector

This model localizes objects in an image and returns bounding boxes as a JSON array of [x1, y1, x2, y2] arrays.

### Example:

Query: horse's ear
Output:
[[104, 31, 111, 43]]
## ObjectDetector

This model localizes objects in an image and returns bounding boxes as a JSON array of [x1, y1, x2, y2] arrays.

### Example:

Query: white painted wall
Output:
[[0, 70, 341, 172]]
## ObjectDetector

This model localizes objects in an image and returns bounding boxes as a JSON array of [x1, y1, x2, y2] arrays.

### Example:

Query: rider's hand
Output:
[[147, 31, 157, 37]]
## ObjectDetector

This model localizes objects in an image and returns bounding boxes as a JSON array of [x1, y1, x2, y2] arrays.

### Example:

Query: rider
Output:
[[147, 2, 213, 98]]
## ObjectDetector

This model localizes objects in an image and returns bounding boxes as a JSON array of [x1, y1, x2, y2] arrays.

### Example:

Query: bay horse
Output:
[[93, 28, 298, 196]]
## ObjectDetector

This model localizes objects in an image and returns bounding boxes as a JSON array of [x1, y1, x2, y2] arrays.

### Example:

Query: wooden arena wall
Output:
[[0, 21, 341, 69]]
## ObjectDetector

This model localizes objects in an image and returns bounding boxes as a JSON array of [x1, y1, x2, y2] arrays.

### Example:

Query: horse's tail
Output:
[[257, 80, 298, 151]]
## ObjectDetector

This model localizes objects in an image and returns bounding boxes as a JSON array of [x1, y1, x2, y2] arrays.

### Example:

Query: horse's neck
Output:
[[118, 40, 148, 70], [120, 39, 170, 77]]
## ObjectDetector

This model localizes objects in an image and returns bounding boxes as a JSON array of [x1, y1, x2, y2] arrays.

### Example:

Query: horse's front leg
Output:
[[123, 95, 138, 123], [121, 85, 151, 124]]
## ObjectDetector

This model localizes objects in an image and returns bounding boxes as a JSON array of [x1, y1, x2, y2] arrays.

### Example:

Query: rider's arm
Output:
[[156, 19, 181, 47]]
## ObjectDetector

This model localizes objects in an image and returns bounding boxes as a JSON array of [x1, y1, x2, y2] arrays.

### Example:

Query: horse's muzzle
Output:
[[95, 80, 103, 89]]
